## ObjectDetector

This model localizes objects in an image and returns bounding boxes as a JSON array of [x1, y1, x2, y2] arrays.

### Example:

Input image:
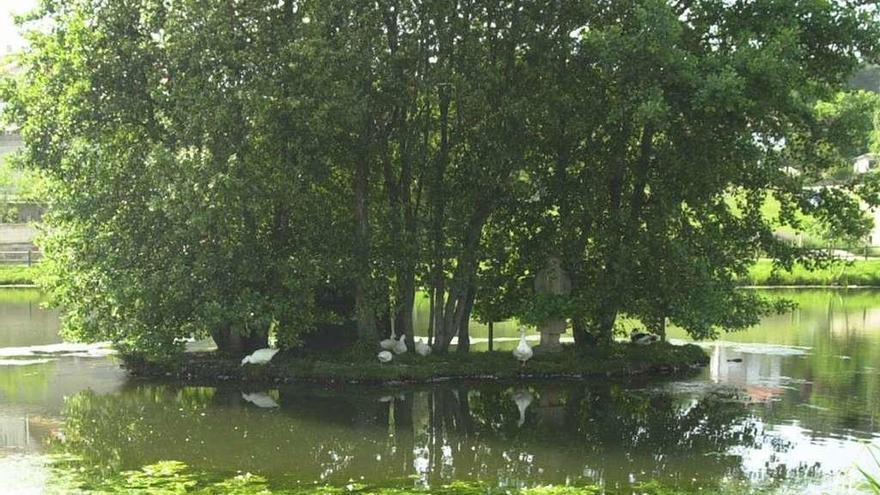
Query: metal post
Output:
[[27, 249, 31, 267], [488, 321, 494, 351]]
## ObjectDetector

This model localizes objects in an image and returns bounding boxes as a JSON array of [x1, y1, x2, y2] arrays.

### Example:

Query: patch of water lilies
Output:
[[45, 458, 781, 495]]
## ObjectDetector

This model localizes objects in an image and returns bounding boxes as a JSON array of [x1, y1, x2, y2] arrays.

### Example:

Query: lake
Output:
[[1, 288, 879, 494]]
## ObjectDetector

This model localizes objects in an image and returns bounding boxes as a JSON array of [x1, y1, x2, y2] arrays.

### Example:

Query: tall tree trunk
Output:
[[456, 285, 475, 353], [429, 89, 451, 352], [354, 156, 376, 344], [381, 9, 419, 350], [594, 298, 619, 346], [400, 180, 418, 349], [396, 268, 415, 346], [211, 326, 268, 357], [593, 124, 653, 345], [572, 318, 595, 347]]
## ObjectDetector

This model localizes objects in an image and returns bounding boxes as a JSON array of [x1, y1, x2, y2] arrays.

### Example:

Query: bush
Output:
[[745, 259, 880, 286], [0, 264, 38, 285]]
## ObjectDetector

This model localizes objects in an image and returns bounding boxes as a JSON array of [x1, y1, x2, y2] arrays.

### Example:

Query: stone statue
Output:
[[533, 255, 571, 352]]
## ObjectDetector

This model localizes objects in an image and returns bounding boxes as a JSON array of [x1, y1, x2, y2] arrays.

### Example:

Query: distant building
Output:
[[0, 129, 23, 199], [0, 129, 41, 261], [0, 130, 21, 157], [854, 153, 879, 174], [869, 206, 880, 247], [851, 153, 880, 245], [780, 165, 801, 177]]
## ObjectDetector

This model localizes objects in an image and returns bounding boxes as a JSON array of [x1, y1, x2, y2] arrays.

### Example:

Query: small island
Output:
[[124, 342, 709, 385]]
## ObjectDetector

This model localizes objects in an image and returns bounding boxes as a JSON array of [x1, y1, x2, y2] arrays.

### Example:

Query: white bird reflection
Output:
[[241, 391, 279, 408], [512, 389, 534, 427]]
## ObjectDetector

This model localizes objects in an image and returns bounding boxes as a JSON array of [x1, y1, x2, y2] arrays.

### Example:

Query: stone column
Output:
[[534, 256, 571, 353]]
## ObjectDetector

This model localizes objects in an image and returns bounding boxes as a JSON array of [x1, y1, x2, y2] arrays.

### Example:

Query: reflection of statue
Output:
[[534, 256, 571, 352], [536, 389, 566, 427]]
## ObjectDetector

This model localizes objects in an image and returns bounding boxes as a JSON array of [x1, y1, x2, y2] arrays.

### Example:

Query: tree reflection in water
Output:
[[49, 380, 766, 492]]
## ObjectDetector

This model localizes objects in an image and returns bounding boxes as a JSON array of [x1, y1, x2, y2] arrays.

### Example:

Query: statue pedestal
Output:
[[536, 318, 566, 353]]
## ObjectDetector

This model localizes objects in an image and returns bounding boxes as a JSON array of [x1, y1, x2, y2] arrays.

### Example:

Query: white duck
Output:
[[415, 338, 431, 357], [378, 350, 393, 363], [241, 348, 279, 365], [392, 334, 408, 355], [512, 389, 534, 427], [512, 325, 533, 367], [241, 391, 279, 408]]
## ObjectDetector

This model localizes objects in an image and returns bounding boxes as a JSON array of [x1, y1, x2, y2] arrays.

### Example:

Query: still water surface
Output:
[[1, 289, 880, 493]]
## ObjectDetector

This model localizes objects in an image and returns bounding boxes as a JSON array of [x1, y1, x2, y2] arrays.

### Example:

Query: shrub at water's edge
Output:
[[0, 265, 39, 285], [120, 342, 709, 385], [745, 259, 880, 286]]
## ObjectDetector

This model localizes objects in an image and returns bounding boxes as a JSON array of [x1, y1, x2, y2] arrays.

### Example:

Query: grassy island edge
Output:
[[120, 342, 709, 386]]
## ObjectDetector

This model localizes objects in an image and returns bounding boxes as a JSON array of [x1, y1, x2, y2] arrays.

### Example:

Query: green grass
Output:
[[123, 342, 709, 385], [0, 286, 42, 302], [745, 258, 880, 286], [859, 446, 880, 494], [0, 264, 39, 285]]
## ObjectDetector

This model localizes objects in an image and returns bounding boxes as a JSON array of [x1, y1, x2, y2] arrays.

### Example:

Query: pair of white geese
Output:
[[240, 325, 535, 366], [378, 324, 533, 365]]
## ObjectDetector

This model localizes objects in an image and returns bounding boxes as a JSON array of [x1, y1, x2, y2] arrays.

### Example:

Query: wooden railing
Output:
[[0, 249, 42, 266]]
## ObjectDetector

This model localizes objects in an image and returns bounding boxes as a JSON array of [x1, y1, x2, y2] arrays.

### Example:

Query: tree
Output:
[[3, 0, 879, 361], [494, 0, 880, 345], [3, 0, 350, 358]]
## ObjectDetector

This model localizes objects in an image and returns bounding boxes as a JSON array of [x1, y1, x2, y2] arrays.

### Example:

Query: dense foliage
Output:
[[3, 0, 880, 358]]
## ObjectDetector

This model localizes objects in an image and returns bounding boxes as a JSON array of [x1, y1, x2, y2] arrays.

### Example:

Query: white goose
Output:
[[241, 348, 279, 366], [512, 325, 533, 367], [392, 334, 408, 355], [414, 338, 431, 357], [378, 350, 393, 363]]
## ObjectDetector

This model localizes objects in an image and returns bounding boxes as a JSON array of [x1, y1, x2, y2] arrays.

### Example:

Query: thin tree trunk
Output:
[[435, 197, 493, 353]]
